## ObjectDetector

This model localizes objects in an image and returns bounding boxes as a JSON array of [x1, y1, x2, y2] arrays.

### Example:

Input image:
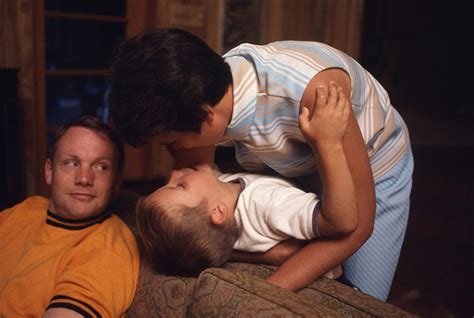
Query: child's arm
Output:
[[299, 82, 358, 236], [230, 238, 308, 265]]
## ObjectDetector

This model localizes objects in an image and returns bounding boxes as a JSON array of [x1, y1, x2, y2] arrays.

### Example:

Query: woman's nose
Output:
[[170, 141, 182, 150]]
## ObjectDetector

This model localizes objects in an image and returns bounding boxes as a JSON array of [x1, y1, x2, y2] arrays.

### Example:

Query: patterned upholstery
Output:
[[188, 268, 338, 317]]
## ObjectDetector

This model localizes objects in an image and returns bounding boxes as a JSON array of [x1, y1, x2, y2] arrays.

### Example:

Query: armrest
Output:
[[188, 268, 338, 317]]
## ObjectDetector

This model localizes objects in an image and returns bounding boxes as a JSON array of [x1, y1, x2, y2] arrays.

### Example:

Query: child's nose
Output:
[[169, 169, 182, 181]]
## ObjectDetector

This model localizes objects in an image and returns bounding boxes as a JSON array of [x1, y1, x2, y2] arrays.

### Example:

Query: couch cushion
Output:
[[126, 261, 197, 318], [223, 262, 414, 317], [187, 268, 340, 317]]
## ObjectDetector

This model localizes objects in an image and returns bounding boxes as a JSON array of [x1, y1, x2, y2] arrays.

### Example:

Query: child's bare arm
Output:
[[230, 238, 307, 265], [299, 82, 358, 236]]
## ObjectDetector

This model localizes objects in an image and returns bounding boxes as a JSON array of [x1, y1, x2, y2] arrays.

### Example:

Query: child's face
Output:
[[147, 164, 224, 209]]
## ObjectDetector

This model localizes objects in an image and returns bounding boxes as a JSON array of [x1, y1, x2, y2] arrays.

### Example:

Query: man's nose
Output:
[[75, 167, 94, 186]]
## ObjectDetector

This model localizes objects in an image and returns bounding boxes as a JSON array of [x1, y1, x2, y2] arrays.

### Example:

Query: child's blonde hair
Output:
[[136, 196, 239, 276]]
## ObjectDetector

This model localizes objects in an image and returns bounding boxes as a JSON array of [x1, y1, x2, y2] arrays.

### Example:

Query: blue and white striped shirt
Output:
[[219, 41, 410, 181]]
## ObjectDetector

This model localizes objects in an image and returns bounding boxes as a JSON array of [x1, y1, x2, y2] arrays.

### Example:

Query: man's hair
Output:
[[109, 28, 233, 147], [136, 196, 239, 276], [48, 115, 125, 173]]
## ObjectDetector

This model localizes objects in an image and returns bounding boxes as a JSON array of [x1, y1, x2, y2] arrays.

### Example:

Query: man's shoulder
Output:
[[3, 195, 49, 213], [89, 213, 139, 255], [24, 195, 49, 207], [96, 213, 136, 237]]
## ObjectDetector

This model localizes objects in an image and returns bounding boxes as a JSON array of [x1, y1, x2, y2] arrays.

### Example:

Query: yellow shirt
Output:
[[0, 196, 140, 317]]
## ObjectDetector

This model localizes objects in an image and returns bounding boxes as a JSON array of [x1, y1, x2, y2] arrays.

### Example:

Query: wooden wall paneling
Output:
[[150, 142, 173, 179], [321, 0, 364, 60], [33, 0, 48, 196], [281, 0, 320, 41], [260, 0, 364, 60], [260, 0, 284, 44], [344, 0, 364, 60], [0, 0, 20, 68], [152, 0, 171, 28], [260, 0, 327, 43], [122, 0, 155, 181], [127, 0, 152, 37], [151, 0, 224, 51], [204, 0, 225, 53], [122, 144, 150, 180], [15, 0, 44, 196]]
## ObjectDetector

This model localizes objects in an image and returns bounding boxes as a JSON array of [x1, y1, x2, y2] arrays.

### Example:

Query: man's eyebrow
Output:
[[58, 154, 80, 160], [58, 154, 113, 162], [93, 157, 113, 162]]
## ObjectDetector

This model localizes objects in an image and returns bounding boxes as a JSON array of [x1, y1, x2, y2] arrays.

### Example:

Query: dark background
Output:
[[360, 1, 473, 317]]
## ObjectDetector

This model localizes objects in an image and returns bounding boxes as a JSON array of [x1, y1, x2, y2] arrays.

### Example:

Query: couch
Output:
[[114, 191, 414, 317]]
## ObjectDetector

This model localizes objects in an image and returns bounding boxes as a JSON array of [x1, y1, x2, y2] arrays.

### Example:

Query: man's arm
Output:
[[265, 69, 376, 291]]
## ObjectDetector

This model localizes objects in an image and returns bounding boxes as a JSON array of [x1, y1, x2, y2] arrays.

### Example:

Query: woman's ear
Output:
[[209, 203, 228, 226], [203, 105, 215, 125]]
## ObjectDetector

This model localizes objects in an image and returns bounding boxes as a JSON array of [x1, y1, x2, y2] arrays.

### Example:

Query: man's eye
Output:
[[93, 163, 108, 171], [177, 183, 185, 189], [64, 160, 78, 167]]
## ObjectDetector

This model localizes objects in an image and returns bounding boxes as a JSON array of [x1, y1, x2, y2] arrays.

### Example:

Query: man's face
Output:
[[148, 164, 223, 209], [45, 127, 118, 219]]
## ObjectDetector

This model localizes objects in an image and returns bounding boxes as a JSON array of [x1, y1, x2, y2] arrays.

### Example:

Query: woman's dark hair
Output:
[[136, 196, 239, 276], [109, 28, 233, 147], [48, 115, 125, 174]]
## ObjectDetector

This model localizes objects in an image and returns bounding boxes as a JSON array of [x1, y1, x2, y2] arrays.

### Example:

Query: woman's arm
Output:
[[230, 238, 309, 265], [265, 69, 376, 291], [300, 83, 358, 236]]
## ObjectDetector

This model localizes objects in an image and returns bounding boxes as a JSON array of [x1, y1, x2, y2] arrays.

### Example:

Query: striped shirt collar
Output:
[[219, 56, 258, 144], [46, 209, 112, 230]]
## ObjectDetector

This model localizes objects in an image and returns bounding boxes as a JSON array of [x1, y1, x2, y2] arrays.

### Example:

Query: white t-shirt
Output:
[[218, 172, 320, 252]]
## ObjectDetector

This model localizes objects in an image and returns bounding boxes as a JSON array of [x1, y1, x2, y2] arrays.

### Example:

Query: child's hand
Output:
[[299, 82, 350, 147]]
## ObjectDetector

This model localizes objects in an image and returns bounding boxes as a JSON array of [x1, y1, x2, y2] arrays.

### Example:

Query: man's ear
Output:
[[45, 159, 53, 186], [203, 105, 215, 125], [209, 202, 228, 226], [113, 174, 122, 193]]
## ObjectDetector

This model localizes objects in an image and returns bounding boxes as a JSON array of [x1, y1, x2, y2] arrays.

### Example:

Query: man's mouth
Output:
[[69, 193, 96, 201]]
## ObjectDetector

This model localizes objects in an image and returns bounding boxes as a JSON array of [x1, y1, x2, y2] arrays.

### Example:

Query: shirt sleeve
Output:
[[234, 179, 320, 252], [0, 206, 14, 225], [48, 246, 138, 317], [265, 184, 320, 240]]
